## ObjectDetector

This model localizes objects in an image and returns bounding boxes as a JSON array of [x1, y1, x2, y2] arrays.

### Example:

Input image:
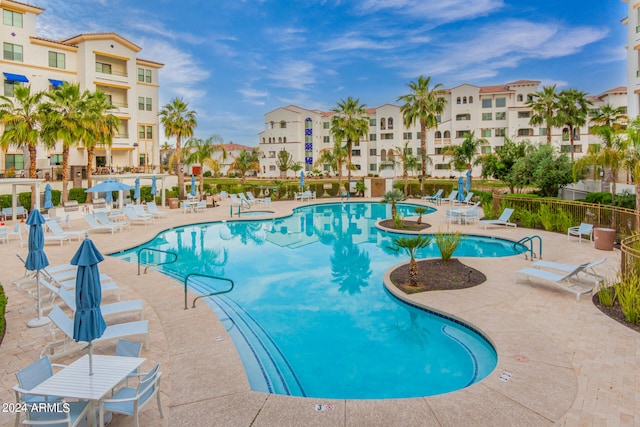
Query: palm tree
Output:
[[229, 148, 260, 184], [84, 90, 119, 201], [397, 76, 447, 196], [414, 206, 428, 225], [0, 85, 45, 180], [315, 142, 348, 190], [443, 131, 487, 173], [556, 89, 592, 162], [184, 135, 226, 194], [394, 141, 413, 195], [41, 83, 89, 202], [275, 150, 299, 178], [592, 124, 626, 198], [626, 117, 640, 212], [381, 188, 407, 218], [591, 104, 627, 131], [160, 98, 197, 198], [330, 97, 369, 191], [526, 85, 558, 145], [390, 235, 432, 287]]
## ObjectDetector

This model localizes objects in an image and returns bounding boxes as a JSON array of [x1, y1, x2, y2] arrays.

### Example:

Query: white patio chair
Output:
[[514, 263, 594, 301], [94, 211, 130, 230], [567, 223, 594, 243], [123, 206, 153, 225], [45, 220, 86, 241], [146, 202, 168, 218]]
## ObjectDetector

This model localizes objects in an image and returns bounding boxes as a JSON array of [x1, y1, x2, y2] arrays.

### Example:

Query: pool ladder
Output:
[[184, 273, 234, 309], [230, 199, 251, 217], [515, 235, 542, 260], [137, 248, 178, 275]]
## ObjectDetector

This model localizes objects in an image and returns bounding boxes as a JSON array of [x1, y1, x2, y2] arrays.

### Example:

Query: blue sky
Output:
[[36, 0, 627, 146]]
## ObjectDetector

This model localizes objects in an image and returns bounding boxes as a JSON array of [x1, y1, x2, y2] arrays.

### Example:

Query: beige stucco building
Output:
[[0, 0, 163, 178]]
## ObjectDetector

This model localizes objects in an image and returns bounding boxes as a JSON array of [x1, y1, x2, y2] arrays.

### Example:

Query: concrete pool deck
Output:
[[0, 197, 638, 426]]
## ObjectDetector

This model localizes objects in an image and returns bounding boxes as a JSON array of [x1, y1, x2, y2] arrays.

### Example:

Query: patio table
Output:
[[29, 354, 145, 426]]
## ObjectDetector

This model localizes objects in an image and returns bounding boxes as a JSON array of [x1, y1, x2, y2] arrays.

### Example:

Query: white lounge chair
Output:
[[454, 191, 474, 205], [46, 220, 86, 241], [132, 204, 154, 220], [146, 202, 168, 218], [246, 191, 270, 205], [52, 284, 143, 319], [238, 192, 255, 206], [41, 305, 149, 358], [440, 190, 458, 204], [7, 223, 22, 242], [230, 194, 248, 209], [531, 258, 606, 286], [479, 208, 516, 229], [514, 263, 593, 301], [421, 189, 443, 203], [123, 206, 153, 225], [94, 211, 129, 231], [567, 223, 594, 243]]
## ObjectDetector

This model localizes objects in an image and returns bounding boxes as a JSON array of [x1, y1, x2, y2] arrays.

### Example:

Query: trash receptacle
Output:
[[594, 228, 616, 251], [168, 198, 179, 209]]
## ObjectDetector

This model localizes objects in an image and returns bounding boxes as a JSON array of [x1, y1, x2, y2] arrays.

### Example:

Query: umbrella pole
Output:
[[89, 342, 94, 375], [27, 270, 50, 328]]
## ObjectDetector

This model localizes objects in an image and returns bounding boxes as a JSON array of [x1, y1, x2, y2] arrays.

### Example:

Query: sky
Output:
[[35, 0, 628, 147]]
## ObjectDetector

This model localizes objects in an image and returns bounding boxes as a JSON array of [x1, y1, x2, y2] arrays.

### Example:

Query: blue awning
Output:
[[48, 79, 65, 87], [3, 72, 29, 83]]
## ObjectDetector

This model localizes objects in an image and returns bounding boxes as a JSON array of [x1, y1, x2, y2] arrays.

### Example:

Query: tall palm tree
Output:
[[0, 85, 45, 180], [397, 75, 447, 196], [184, 135, 226, 194], [526, 84, 558, 145], [626, 117, 640, 212], [592, 124, 626, 198], [556, 89, 592, 162], [229, 148, 260, 184], [443, 131, 488, 173], [160, 98, 197, 198], [330, 97, 369, 191], [42, 83, 90, 202], [84, 90, 119, 201], [394, 141, 413, 195], [591, 104, 627, 132], [315, 142, 348, 190]]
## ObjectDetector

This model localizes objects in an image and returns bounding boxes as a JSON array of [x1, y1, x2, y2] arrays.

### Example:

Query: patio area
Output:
[[0, 198, 638, 426]]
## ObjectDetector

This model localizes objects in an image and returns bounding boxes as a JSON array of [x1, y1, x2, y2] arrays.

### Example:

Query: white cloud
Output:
[[239, 87, 269, 106], [321, 32, 400, 52], [268, 60, 317, 90], [357, 0, 504, 22]]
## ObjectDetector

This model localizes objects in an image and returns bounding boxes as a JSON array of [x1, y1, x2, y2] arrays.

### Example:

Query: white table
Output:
[[29, 354, 145, 426]]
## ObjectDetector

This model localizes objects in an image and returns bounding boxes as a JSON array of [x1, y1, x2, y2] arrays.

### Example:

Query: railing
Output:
[[621, 234, 640, 279], [136, 248, 178, 275], [184, 273, 234, 309], [494, 194, 639, 237], [515, 235, 542, 260]]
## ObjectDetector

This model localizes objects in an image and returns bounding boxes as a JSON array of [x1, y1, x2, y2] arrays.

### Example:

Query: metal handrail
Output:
[[515, 235, 542, 260], [137, 248, 178, 275], [184, 273, 234, 309]]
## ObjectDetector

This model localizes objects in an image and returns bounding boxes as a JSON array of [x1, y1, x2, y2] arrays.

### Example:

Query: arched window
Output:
[[380, 118, 386, 130], [456, 97, 461, 104], [278, 137, 282, 142], [517, 94, 523, 102], [435, 131, 442, 139], [463, 96, 467, 104], [269, 121, 274, 129], [444, 130, 451, 139], [573, 128, 580, 140], [469, 96, 473, 104], [262, 138, 265, 143], [280, 120, 286, 129], [283, 137, 287, 143], [388, 149, 395, 162], [527, 94, 533, 102], [387, 118, 393, 130], [380, 149, 387, 162]]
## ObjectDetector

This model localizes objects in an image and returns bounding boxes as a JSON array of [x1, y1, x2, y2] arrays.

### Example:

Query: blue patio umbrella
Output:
[[105, 189, 113, 204], [465, 170, 471, 191], [299, 171, 305, 189], [457, 176, 465, 202], [25, 210, 50, 327], [71, 236, 106, 375], [43, 184, 53, 210], [85, 179, 132, 194], [134, 177, 141, 203], [190, 175, 197, 197], [151, 176, 157, 196]]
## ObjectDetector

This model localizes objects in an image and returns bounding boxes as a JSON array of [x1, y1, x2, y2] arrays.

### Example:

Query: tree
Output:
[[526, 85, 558, 145], [397, 75, 447, 196], [160, 98, 197, 198], [511, 144, 573, 197], [315, 142, 348, 190], [0, 85, 46, 206], [626, 117, 640, 212], [443, 131, 487, 173], [390, 235, 432, 287], [591, 123, 626, 198], [330, 97, 369, 191], [393, 141, 415, 195], [184, 135, 226, 194], [229, 148, 260, 184], [275, 150, 300, 178], [480, 138, 531, 193], [381, 188, 407, 218], [556, 89, 592, 162], [84, 90, 119, 201]]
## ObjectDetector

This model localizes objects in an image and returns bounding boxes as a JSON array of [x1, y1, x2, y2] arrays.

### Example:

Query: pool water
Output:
[[113, 202, 524, 399]]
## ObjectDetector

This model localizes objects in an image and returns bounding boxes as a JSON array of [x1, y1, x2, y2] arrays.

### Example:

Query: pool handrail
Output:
[[184, 273, 234, 309], [137, 248, 178, 275], [515, 235, 542, 260]]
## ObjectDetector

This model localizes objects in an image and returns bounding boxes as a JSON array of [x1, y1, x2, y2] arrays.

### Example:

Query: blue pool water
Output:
[[112, 202, 524, 399]]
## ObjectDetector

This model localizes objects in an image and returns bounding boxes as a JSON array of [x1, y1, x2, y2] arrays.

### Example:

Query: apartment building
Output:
[[258, 81, 626, 179], [623, 0, 640, 118], [0, 0, 163, 177]]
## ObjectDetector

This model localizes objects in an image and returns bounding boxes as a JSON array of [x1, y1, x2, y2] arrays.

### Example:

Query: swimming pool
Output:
[[113, 202, 524, 399]]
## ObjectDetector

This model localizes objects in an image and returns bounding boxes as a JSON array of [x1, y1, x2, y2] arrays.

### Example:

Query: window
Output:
[[50, 154, 63, 166], [354, 164, 361, 170], [481, 146, 492, 154], [137, 68, 152, 83], [323, 136, 330, 143], [3, 9, 22, 27], [380, 118, 386, 130], [323, 121, 330, 129], [456, 114, 470, 121], [380, 149, 387, 161], [434, 147, 444, 155], [495, 128, 506, 137], [435, 164, 450, 170], [280, 121, 286, 129], [138, 125, 152, 139], [481, 128, 492, 138], [469, 96, 473, 103], [517, 129, 532, 136], [417, 132, 422, 139], [387, 118, 393, 129], [456, 130, 470, 138], [463, 96, 467, 104], [457, 97, 461, 104], [3, 80, 19, 97], [138, 97, 145, 110], [435, 131, 442, 139], [96, 62, 112, 74], [518, 111, 531, 119], [482, 113, 492, 121], [369, 164, 377, 171], [495, 112, 506, 120], [369, 134, 377, 141], [403, 132, 412, 139], [443, 131, 450, 139], [5, 154, 24, 170], [369, 149, 377, 156], [482, 98, 492, 108], [3, 42, 22, 61], [404, 148, 413, 155], [496, 97, 506, 108], [381, 133, 394, 140], [145, 97, 152, 111], [561, 145, 582, 153], [269, 165, 276, 171], [369, 118, 376, 126], [48, 51, 65, 69], [539, 128, 547, 136], [268, 151, 276, 158], [352, 149, 361, 157], [139, 154, 147, 166], [517, 94, 523, 102]]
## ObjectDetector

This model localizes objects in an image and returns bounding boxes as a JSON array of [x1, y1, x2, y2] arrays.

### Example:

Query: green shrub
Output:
[[584, 192, 612, 205], [0, 195, 10, 209], [516, 209, 538, 228], [68, 188, 87, 203], [0, 284, 7, 342], [19, 192, 33, 210], [555, 208, 574, 233], [615, 275, 640, 324], [539, 204, 555, 231], [203, 170, 212, 177], [434, 229, 464, 262], [597, 285, 615, 307], [50, 190, 61, 207]]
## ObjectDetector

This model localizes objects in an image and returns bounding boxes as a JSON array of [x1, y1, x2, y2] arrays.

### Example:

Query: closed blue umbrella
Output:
[[457, 176, 465, 202], [71, 236, 106, 375], [151, 176, 157, 196], [105, 190, 113, 204], [300, 171, 305, 189], [43, 184, 53, 210], [134, 177, 141, 203], [25, 210, 50, 327], [465, 170, 471, 191], [85, 179, 132, 193], [190, 175, 196, 197]]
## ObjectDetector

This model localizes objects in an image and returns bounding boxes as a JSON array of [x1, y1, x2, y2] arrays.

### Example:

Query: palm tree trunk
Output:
[[86, 148, 94, 203], [29, 145, 37, 209], [409, 258, 419, 286], [420, 122, 427, 196], [176, 135, 184, 199], [346, 142, 352, 193], [61, 146, 70, 202], [569, 126, 575, 162]]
